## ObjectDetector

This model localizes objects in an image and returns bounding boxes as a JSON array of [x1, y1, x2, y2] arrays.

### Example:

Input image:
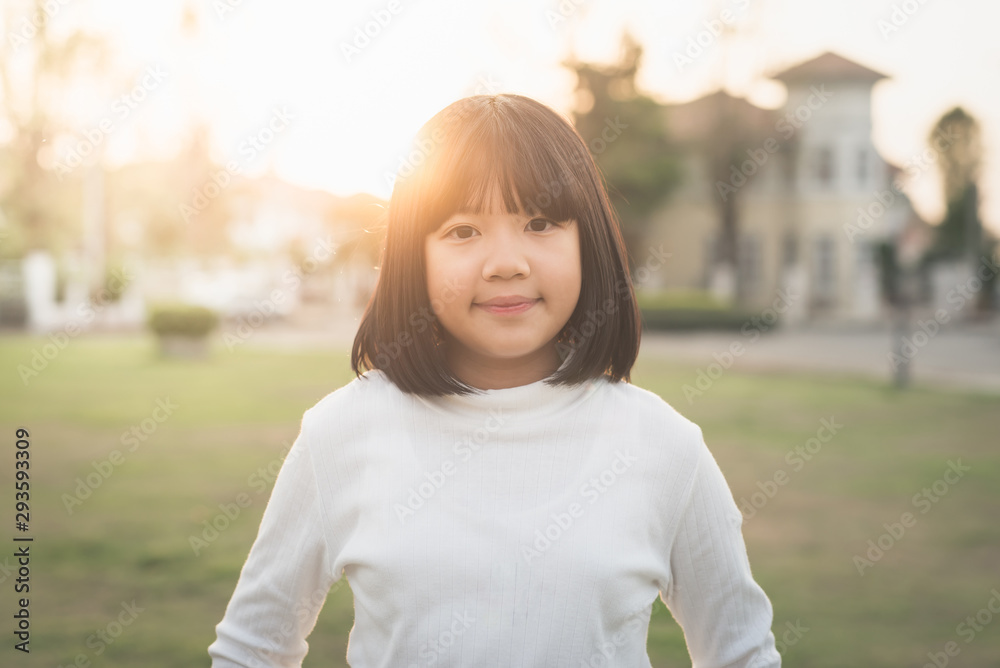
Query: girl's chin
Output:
[[465, 344, 560, 364]]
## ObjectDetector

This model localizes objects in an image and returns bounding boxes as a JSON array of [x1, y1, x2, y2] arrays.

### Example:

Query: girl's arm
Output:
[[662, 431, 782, 667], [208, 413, 337, 668]]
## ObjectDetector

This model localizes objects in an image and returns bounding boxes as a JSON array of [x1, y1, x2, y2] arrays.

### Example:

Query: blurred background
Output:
[[0, 0, 998, 666]]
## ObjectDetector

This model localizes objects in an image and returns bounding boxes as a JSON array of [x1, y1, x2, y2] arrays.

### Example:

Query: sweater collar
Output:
[[413, 352, 603, 422]]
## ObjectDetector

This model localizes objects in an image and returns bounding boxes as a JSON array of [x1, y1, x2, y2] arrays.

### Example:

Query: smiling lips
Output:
[[475, 296, 540, 314]]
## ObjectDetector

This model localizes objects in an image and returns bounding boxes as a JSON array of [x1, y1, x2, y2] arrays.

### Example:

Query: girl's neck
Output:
[[445, 342, 565, 391], [414, 349, 596, 423]]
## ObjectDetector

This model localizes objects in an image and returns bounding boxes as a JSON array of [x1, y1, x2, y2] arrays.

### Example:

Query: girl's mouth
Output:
[[476, 299, 539, 315]]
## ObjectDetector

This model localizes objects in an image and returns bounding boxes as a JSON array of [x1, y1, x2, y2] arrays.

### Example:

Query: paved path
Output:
[[240, 306, 1000, 395], [637, 321, 1000, 395]]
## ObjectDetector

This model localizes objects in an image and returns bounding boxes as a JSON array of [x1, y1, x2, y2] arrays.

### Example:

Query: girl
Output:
[[209, 93, 781, 667]]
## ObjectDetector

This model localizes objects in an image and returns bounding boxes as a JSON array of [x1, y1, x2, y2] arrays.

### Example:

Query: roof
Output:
[[769, 51, 890, 84], [663, 90, 780, 145]]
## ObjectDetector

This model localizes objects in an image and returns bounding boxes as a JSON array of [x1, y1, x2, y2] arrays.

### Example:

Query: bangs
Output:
[[405, 100, 593, 234]]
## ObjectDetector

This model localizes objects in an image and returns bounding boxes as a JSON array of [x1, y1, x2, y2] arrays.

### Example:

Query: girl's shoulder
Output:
[[300, 369, 401, 428], [589, 378, 708, 462], [601, 378, 702, 432], [591, 379, 711, 494]]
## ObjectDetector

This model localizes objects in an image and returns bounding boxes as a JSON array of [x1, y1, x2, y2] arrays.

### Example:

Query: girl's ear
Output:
[[556, 322, 575, 346], [431, 321, 445, 347]]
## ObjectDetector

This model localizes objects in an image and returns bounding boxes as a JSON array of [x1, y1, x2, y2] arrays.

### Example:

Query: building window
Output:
[[814, 235, 837, 301], [782, 233, 798, 267], [701, 236, 716, 288], [856, 148, 868, 187], [781, 148, 797, 188], [814, 146, 834, 186], [854, 240, 873, 269], [738, 233, 761, 298]]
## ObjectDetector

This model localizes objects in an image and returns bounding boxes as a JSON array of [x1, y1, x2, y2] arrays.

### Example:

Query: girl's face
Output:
[[424, 184, 581, 390]]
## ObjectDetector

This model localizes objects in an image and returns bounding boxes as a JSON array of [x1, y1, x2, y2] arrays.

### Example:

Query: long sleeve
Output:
[[662, 428, 781, 668], [208, 410, 337, 668]]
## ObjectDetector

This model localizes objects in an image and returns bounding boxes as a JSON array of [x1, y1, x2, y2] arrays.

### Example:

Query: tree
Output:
[[696, 0, 773, 307], [0, 1, 111, 259], [702, 91, 774, 305], [922, 106, 996, 315], [927, 107, 983, 260], [564, 31, 683, 274]]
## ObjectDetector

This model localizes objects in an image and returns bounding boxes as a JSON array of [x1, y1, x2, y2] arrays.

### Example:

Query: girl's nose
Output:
[[482, 232, 530, 280]]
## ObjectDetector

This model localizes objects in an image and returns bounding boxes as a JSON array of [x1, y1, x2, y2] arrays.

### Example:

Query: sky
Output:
[[6, 0, 1000, 235]]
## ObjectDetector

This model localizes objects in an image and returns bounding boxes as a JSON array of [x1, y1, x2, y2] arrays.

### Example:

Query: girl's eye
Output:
[[526, 218, 556, 232], [446, 225, 479, 240], [445, 218, 557, 239]]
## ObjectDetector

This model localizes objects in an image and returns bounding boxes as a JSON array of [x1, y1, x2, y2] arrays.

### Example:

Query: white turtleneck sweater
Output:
[[208, 365, 781, 667]]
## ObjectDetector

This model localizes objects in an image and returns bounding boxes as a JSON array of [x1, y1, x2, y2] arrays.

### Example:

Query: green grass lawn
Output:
[[1, 332, 998, 667]]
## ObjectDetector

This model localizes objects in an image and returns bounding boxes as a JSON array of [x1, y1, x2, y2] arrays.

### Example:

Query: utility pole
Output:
[[964, 182, 981, 318]]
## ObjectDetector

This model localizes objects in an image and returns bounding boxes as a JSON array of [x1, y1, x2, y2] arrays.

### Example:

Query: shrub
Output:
[[636, 289, 761, 331], [147, 302, 219, 338], [635, 288, 732, 311]]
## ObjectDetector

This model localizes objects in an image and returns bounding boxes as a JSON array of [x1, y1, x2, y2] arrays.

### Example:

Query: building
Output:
[[646, 51, 931, 324]]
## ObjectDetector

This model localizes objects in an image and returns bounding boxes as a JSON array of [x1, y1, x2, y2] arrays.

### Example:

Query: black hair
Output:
[[351, 93, 640, 396]]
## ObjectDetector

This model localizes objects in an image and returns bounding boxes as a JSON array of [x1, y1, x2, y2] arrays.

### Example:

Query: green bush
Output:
[[635, 288, 732, 311], [636, 289, 760, 331], [147, 302, 219, 338]]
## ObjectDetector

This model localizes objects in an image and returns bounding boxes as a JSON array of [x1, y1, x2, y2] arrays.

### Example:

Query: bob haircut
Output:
[[351, 93, 641, 396]]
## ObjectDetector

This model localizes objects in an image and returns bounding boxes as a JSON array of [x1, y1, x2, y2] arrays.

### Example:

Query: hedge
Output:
[[147, 302, 219, 338]]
